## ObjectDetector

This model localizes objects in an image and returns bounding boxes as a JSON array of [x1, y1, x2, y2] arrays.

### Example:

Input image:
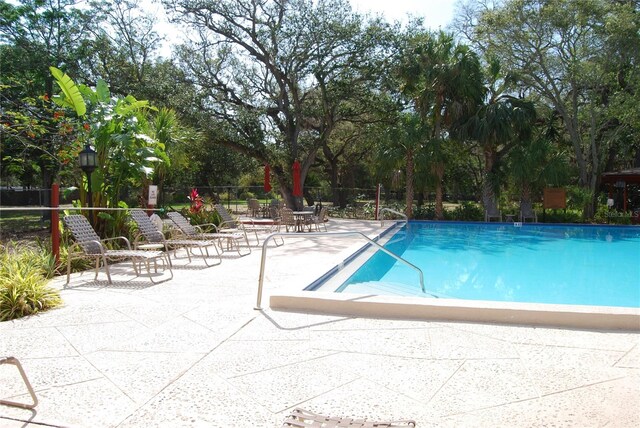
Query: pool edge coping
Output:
[[269, 291, 640, 331], [274, 220, 640, 331]]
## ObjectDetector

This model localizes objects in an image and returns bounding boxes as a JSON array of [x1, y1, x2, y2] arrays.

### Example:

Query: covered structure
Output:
[[601, 167, 640, 213]]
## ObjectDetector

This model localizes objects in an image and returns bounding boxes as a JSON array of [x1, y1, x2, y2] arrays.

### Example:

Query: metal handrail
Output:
[[255, 231, 426, 310], [0, 207, 163, 211], [379, 207, 407, 226]]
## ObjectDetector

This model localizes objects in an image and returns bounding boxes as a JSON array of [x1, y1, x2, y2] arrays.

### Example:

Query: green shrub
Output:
[[413, 204, 434, 220], [449, 202, 484, 221], [57, 245, 94, 273], [0, 245, 62, 321], [179, 207, 221, 231], [541, 209, 583, 223], [594, 204, 633, 225]]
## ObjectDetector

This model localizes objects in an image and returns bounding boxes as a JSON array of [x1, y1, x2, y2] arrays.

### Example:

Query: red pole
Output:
[[51, 183, 60, 266], [375, 183, 381, 221]]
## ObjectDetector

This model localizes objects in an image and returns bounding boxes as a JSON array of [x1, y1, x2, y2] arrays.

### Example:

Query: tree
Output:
[[0, 0, 93, 190], [163, 0, 388, 209], [464, 0, 640, 217], [507, 125, 569, 212], [84, 0, 163, 97], [397, 30, 483, 219], [50, 68, 169, 235], [375, 112, 428, 218], [461, 58, 536, 216]]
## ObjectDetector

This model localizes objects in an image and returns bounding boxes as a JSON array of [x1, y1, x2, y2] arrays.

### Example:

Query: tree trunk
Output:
[[329, 159, 340, 206], [482, 146, 499, 214], [434, 163, 444, 220], [405, 148, 414, 219]]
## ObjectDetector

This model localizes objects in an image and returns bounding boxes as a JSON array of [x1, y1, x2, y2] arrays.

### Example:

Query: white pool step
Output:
[[343, 281, 432, 297]]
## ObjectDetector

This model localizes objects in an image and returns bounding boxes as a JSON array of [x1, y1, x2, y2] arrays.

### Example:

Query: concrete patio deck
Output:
[[1, 219, 639, 427]]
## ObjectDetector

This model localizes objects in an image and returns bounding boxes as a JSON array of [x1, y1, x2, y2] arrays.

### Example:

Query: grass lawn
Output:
[[0, 210, 49, 238]]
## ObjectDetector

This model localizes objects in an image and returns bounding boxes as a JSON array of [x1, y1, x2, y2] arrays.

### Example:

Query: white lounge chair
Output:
[[129, 209, 221, 267], [63, 214, 173, 284], [166, 211, 250, 256]]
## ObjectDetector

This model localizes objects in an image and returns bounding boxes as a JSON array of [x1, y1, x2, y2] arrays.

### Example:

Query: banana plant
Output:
[[49, 66, 86, 117], [49, 67, 168, 237]]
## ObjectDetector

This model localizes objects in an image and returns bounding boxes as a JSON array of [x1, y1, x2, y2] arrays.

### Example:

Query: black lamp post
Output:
[[78, 144, 97, 225]]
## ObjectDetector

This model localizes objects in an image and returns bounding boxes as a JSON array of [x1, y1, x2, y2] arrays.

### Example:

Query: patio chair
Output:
[[282, 407, 416, 427], [280, 207, 297, 232], [247, 198, 263, 217], [129, 209, 221, 267], [312, 206, 328, 232], [0, 356, 38, 409], [63, 214, 172, 284], [269, 206, 281, 228], [270, 198, 284, 212], [519, 200, 538, 222], [484, 206, 502, 222], [166, 211, 251, 256]]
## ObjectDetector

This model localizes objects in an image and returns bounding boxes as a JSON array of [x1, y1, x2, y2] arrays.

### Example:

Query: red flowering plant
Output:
[[181, 189, 221, 230], [188, 188, 204, 213]]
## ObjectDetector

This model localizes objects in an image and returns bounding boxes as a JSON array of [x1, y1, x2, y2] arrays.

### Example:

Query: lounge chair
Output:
[[0, 356, 38, 409], [213, 204, 241, 229], [129, 209, 221, 267], [215, 203, 278, 245], [282, 407, 416, 427], [63, 214, 172, 284], [520, 200, 538, 222], [166, 211, 251, 256]]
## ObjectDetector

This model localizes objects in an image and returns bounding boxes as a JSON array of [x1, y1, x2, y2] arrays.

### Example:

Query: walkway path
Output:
[[1, 219, 638, 427]]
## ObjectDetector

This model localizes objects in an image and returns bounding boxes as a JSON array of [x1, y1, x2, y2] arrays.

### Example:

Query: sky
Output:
[[349, 0, 457, 29], [152, 0, 458, 57]]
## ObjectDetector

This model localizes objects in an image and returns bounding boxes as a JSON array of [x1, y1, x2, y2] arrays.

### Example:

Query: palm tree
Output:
[[397, 31, 483, 219], [377, 113, 428, 218], [508, 112, 569, 213], [461, 59, 536, 217]]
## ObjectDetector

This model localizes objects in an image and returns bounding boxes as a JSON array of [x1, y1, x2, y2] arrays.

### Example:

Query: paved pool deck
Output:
[[1, 219, 639, 427]]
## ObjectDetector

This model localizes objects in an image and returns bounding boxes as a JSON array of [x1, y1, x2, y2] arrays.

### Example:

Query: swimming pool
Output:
[[337, 222, 640, 308]]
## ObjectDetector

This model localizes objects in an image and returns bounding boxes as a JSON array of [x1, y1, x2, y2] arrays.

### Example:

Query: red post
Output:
[[51, 183, 60, 266], [375, 183, 381, 221]]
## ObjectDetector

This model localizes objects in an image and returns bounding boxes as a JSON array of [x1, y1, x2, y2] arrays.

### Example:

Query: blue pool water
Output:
[[338, 222, 640, 308]]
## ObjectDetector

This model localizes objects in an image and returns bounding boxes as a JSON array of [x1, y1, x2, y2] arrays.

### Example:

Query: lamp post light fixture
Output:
[[78, 144, 97, 224]]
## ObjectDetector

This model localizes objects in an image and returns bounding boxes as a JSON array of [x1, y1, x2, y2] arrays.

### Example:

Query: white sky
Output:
[[152, 0, 458, 57], [349, 0, 457, 29]]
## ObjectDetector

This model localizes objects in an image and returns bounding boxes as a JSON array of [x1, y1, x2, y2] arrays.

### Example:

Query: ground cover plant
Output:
[[0, 243, 62, 321]]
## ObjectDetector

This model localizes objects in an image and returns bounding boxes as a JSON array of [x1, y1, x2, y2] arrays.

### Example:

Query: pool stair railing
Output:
[[343, 281, 444, 299], [255, 230, 425, 310], [379, 207, 407, 226]]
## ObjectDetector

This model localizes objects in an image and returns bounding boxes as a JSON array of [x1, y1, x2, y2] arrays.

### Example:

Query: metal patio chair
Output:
[[63, 215, 173, 284], [129, 209, 221, 267], [280, 207, 297, 232], [282, 407, 416, 428], [312, 206, 328, 232], [247, 198, 263, 217]]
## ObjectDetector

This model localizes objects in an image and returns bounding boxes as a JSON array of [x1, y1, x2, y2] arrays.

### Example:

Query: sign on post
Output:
[[148, 185, 158, 206], [543, 188, 566, 209]]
